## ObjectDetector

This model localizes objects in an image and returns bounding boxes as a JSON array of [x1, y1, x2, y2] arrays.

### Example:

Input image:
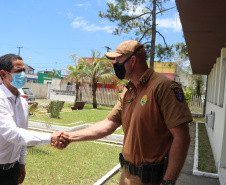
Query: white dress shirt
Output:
[[0, 84, 51, 164]]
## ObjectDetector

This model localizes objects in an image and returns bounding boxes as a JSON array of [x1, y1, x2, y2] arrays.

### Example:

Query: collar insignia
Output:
[[142, 77, 146, 84]]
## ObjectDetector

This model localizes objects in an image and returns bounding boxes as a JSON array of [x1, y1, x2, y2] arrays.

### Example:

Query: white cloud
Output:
[[66, 13, 73, 19], [156, 13, 182, 32], [97, 0, 102, 6], [71, 17, 114, 33], [127, 3, 146, 16], [57, 11, 73, 19], [75, 2, 91, 7], [106, 0, 116, 4]]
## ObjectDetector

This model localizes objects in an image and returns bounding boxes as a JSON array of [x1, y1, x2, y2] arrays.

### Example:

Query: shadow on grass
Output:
[[27, 146, 51, 156]]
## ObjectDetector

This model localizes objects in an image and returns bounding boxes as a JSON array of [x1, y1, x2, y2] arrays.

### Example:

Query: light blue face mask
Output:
[[9, 71, 27, 89]]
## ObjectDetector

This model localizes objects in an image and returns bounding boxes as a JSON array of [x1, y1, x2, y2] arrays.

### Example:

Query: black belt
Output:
[[124, 160, 140, 175], [0, 161, 18, 170], [119, 153, 167, 184], [123, 160, 163, 175]]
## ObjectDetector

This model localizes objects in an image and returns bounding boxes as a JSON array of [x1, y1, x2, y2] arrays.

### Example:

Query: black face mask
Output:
[[113, 45, 144, 80], [113, 60, 127, 80]]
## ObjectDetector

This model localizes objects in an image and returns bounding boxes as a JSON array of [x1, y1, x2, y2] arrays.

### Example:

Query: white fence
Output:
[[24, 82, 48, 99], [26, 83, 204, 116], [49, 85, 120, 107], [188, 95, 204, 117]]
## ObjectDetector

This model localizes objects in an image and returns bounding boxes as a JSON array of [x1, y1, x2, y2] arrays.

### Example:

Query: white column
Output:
[[217, 48, 226, 106]]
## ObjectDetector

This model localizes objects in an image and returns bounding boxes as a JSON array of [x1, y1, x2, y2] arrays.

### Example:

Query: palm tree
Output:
[[63, 55, 84, 102], [47, 69, 61, 79], [78, 51, 119, 108]]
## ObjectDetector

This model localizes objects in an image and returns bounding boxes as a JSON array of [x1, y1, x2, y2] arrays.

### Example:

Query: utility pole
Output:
[[17, 47, 23, 56]]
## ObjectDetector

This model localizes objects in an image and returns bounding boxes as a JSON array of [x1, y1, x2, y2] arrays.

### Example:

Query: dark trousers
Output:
[[0, 162, 20, 185]]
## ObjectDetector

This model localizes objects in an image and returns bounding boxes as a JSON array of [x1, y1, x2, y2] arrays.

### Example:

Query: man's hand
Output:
[[18, 164, 26, 184], [51, 131, 70, 149]]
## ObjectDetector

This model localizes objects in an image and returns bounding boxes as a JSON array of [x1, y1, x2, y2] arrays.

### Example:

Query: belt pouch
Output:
[[149, 162, 158, 183], [119, 153, 124, 168], [141, 162, 149, 183]]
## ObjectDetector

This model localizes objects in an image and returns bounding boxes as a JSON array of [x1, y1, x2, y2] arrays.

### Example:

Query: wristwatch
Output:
[[162, 180, 175, 185]]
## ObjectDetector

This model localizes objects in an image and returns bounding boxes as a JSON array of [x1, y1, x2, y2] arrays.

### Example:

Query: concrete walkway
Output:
[[176, 122, 220, 185]]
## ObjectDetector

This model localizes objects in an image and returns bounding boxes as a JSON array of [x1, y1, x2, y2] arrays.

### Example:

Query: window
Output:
[[28, 70, 34, 74]]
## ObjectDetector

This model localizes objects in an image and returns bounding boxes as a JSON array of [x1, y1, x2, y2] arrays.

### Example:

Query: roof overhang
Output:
[[175, 0, 226, 75]]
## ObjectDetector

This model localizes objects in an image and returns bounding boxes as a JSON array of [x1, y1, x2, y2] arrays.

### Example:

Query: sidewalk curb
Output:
[[93, 164, 121, 185], [193, 122, 219, 178]]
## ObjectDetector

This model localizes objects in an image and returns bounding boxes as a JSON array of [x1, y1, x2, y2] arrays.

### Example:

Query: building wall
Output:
[[153, 62, 176, 73], [205, 48, 226, 170], [147, 61, 176, 73], [24, 82, 48, 98], [24, 64, 35, 74], [206, 102, 225, 169], [146, 62, 188, 88], [37, 72, 52, 83]]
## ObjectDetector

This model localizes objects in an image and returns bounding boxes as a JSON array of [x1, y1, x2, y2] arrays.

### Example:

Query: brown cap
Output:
[[105, 40, 146, 60]]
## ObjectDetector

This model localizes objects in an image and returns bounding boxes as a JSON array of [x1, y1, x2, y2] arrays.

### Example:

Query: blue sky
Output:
[[0, 0, 184, 74]]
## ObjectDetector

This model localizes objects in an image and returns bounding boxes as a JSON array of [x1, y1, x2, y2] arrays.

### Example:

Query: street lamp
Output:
[[23, 57, 31, 60]]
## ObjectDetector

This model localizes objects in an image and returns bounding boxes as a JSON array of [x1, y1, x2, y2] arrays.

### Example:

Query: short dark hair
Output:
[[0, 54, 23, 79]]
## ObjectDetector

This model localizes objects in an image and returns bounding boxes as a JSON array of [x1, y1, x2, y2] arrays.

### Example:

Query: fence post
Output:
[[47, 84, 51, 99]]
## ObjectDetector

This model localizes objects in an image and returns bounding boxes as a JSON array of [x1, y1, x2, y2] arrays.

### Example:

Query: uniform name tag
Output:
[[124, 99, 133, 103]]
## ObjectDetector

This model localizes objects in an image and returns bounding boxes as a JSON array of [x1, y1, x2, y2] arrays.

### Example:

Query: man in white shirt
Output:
[[0, 54, 69, 185]]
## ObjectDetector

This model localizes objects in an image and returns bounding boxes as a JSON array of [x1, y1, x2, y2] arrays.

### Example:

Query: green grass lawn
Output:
[[198, 122, 217, 173], [29, 102, 124, 134], [35, 99, 113, 112], [29, 109, 111, 127], [189, 106, 203, 114], [106, 171, 122, 185], [192, 117, 217, 173], [23, 141, 122, 185], [30, 100, 215, 180], [193, 117, 205, 123]]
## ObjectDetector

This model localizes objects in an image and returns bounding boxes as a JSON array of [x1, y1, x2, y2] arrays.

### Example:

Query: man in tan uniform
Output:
[[54, 40, 192, 185]]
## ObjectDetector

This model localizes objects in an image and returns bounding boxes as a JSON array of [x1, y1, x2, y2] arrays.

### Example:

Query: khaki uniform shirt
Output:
[[108, 68, 192, 166]]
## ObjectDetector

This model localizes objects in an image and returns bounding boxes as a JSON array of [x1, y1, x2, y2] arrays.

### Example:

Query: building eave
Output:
[[175, 0, 226, 74]]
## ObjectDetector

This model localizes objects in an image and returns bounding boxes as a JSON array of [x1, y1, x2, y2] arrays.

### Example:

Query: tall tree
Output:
[[47, 69, 61, 79], [99, 0, 174, 67], [78, 51, 119, 108], [63, 55, 85, 102]]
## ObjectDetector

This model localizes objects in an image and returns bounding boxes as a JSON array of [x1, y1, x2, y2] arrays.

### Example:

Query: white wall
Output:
[[205, 48, 226, 170], [206, 102, 225, 169], [24, 82, 48, 99]]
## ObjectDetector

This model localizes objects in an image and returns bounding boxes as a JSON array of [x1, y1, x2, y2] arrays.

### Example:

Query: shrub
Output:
[[46, 101, 65, 118], [184, 90, 192, 103]]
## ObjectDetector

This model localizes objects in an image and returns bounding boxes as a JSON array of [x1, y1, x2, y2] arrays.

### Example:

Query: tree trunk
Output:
[[75, 82, 79, 101], [92, 78, 98, 108], [150, 0, 157, 68]]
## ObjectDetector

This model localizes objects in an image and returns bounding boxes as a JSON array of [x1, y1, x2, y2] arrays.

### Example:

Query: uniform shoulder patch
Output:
[[170, 83, 184, 102], [140, 95, 147, 106]]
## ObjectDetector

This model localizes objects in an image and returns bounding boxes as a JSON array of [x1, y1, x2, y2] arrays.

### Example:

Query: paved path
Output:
[[176, 122, 220, 185]]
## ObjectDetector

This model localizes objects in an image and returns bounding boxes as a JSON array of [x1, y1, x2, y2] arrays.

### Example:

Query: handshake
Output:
[[50, 131, 71, 149]]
